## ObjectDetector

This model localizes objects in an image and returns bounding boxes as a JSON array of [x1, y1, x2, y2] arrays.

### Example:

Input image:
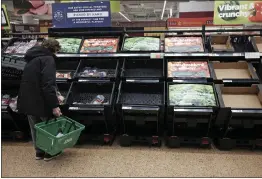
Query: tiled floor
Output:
[[2, 141, 262, 177]]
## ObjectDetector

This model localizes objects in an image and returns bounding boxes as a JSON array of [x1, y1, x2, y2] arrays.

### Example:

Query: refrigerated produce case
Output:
[[2, 27, 262, 149]]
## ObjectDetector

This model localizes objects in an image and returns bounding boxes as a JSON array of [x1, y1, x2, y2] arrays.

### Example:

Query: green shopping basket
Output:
[[35, 116, 85, 156]]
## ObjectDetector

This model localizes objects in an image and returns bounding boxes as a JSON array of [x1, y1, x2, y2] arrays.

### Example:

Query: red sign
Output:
[[167, 17, 213, 27]]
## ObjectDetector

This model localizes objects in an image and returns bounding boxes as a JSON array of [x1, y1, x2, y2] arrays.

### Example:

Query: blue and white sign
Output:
[[52, 1, 111, 28]]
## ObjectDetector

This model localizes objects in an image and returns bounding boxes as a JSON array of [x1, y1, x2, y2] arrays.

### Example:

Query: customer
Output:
[[18, 39, 62, 161]]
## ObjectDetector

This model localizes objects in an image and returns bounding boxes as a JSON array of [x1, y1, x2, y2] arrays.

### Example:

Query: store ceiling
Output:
[[2, 0, 179, 24]]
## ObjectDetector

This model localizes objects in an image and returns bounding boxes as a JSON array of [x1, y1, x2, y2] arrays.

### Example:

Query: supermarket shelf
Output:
[[4, 53, 262, 59]]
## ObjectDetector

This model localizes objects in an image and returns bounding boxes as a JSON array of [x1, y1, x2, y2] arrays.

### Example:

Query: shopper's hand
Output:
[[53, 107, 62, 117], [57, 95, 65, 105]]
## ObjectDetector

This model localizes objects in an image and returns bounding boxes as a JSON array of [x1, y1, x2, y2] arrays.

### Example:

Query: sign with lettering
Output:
[[52, 1, 111, 28], [214, 1, 262, 25]]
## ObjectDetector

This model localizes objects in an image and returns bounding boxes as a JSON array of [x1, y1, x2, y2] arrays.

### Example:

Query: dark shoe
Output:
[[35, 152, 45, 160], [44, 152, 62, 162]]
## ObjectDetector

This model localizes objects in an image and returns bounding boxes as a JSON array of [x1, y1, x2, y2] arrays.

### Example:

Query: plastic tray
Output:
[[76, 59, 119, 81], [121, 58, 164, 80]]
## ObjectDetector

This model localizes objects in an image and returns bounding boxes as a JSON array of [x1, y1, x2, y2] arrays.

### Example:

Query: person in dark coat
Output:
[[18, 39, 62, 161]]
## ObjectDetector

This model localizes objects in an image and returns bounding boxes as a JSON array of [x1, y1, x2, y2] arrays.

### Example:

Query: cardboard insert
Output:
[[219, 85, 262, 109], [253, 36, 262, 52], [212, 61, 256, 80], [210, 35, 234, 52]]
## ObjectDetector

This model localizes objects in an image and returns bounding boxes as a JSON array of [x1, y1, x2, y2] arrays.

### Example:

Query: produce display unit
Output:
[[48, 27, 123, 145], [1, 55, 30, 140], [1, 27, 262, 149]]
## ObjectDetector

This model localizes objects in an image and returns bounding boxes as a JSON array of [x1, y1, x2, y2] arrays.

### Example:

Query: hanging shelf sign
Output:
[[52, 1, 111, 28]]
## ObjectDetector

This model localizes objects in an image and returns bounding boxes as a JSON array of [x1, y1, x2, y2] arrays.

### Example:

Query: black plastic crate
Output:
[[166, 82, 219, 148], [55, 58, 80, 82], [121, 58, 164, 80], [214, 84, 262, 150], [116, 82, 165, 146], [1, 85, 30, 141], [75, 59, 119, 82], [166, 59, 213, 82], [230, 35, 257, 52], [66, 82, 117, 145]]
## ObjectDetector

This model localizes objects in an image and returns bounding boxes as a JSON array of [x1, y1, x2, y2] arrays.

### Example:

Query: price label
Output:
[[80, 54, 88, 57], [79, 79, 89, 82], [232, 110, 243, 113], [150, 53, 164, 59], [122, 106, 132, 110], [223, 80, 232, 83], [126, 79, 135, 82], [245, 52, 260, 59], [69, 107, 79, 110]]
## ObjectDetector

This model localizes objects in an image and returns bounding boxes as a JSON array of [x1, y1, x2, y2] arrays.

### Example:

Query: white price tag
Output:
[[79, 79, 89, 82], [232, 110, 243, 113], [126, 79, 135, 82], [245, 52, 260, 59], [223, 80, 232, 83], [150, 53, 164, 59], [69, 107, 79, 110], [80, 54, 88, 57], [122, 106, 132, 110]]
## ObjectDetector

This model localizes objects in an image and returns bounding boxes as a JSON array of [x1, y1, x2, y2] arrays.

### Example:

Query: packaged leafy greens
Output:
[[56, 38, 82, 53], [169, 84, 216, 106], [123, 37, 160, 51]]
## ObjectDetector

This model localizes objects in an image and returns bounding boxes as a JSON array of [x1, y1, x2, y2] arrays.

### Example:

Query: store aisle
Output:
[[2, 141, 262, 178]]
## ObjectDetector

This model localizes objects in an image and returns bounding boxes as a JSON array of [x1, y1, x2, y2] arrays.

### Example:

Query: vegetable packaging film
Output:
[[80, 38, 119, 53], [123, 37, 160, 51], [56, 38, 82, 53], [169, 84, 217, 107], [168, 61, 210, 78], [165, 37, 204, 52]]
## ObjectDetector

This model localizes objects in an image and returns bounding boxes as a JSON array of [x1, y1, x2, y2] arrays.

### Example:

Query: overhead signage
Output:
[[52, 1, 111, 28], [60, 0, 120, 13], [167, 17, 213, 27], [214, 1, 262, 25]]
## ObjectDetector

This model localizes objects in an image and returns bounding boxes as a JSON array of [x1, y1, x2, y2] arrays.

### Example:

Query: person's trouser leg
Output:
[[27, 115, 46, 154]]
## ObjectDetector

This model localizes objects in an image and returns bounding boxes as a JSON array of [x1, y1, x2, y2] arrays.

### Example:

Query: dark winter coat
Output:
[[17, 46, 59, 117]]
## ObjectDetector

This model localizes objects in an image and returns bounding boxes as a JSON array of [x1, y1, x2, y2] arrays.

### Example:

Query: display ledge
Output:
[[4, 52, 262, 58]]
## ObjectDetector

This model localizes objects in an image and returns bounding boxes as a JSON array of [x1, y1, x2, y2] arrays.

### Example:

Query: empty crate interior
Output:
[[210, 35, 234, 51], [212, 62, 252, 79], [122, 59, 163, 78], [220, 85, 262, 108], [76, 59, 118, 78], [118, 82, 164, 105], [254, 36, 262, 52], [230, 36, 255, 52], [56, 59, 80, 78], [57, 83, 71, 97], [68, 82, 114, 105]]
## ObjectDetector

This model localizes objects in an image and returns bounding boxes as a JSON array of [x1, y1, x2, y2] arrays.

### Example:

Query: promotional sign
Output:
[[214, 1, 262, 25], [52, 1, 111, 28], [60, 0, 120, 13], [167, 17, 213, 27], [12, 0, 54, 16], [1, 4, 10, 30]]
